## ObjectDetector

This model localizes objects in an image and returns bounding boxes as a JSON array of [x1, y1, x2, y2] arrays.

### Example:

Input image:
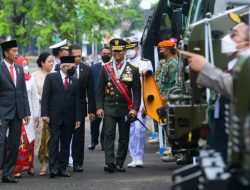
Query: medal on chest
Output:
[[122, 66, 133, 82], [112, 61, 126, 80]]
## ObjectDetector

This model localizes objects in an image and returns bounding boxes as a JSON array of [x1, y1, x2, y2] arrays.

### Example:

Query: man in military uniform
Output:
[[96, 38, 141, 173], [155, 39, 178, 162], [124, 36, 153, 168], [156, 39, 178, 96]]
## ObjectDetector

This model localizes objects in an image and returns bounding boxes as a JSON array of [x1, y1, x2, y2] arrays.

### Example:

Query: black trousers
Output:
[[90, 117, 105, 147], [211, 97, 229, 163], [48, 123, 73, 172], [0, 118, 22, 177], [72, 118, 85, 167], [104, 115, 130, 167]]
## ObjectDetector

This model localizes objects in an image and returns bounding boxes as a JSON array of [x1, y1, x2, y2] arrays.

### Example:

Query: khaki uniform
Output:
[[197, 63, 232, 100]]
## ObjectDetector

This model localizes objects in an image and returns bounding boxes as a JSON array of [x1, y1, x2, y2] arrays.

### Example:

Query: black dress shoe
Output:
[[73, 165, 83, 172], [104, 164, 116, 173], [58, 170, 71, 177], [27, 171, 34, 176], [116, 165, 126, 172], [2, 176, 18, 183], [14, 173, 22, 178], [88, 143, 96, 150], [49, 171, 58, 178], [176, 154, 192, 165]]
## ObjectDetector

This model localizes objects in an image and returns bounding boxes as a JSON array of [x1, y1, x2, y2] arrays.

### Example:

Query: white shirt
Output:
[[128, 56, 153, 73], [4, 59, 17, 86], [227, 58, 237, 71], [52, 56, 60, 72], [60, 70, 68, 83], [25, 76, 40, 143], [76, 64, 80, 79]]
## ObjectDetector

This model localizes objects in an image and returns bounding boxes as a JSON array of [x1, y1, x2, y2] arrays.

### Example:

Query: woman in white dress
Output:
[[32, 52, 54, 176], [14, 57, 40, 177]]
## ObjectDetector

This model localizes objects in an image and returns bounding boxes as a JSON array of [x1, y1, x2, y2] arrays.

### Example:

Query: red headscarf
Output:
[[16, 56, 31, 80]]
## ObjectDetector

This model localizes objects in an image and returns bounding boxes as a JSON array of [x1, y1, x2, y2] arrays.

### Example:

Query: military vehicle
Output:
[[141, 0, 188, 68], [141, 0, 248, 165], [171, 45, 250, 190], [170, 0, 250, 188]]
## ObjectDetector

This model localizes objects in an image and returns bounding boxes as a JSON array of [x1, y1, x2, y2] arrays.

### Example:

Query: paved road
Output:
[[0, 119, 177, 190]]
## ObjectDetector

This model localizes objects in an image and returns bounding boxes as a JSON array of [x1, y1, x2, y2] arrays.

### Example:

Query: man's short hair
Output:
[[101, 46, 111, 52], [69, 44, 81, 55]]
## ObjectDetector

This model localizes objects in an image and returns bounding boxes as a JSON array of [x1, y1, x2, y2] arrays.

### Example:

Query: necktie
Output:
[[73, 68, 78, 78], [64, 77, 69, 91], [10, 65, 15, 82]]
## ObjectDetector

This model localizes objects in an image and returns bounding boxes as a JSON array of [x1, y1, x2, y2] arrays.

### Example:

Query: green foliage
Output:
[[111, 0, 145, 37], [0, 0, 146, 47]]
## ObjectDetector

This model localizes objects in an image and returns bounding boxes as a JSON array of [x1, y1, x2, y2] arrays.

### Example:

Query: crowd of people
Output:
[[0, 35, 158, 183], [0, 10, 249, 187]]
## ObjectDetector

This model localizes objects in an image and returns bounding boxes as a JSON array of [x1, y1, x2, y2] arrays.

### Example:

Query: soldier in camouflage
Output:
[[155, 40, 178, 96], [155, 39, 178, 162]]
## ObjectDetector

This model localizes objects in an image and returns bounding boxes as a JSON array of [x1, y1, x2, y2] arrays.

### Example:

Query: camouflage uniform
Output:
[[156, 57, 178, 96]]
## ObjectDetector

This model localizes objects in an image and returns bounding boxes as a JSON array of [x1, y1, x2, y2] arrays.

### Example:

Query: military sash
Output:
[[104, 63, 134, 110]]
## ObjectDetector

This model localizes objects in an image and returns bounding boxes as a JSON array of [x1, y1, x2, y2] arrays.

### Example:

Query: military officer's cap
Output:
[[60, 56, 75, 64], [49, 39, 68, 49], [124, 36, 140, 49], [158, 40, 175, 48], [110, 38, 127, 51], [1, 40, 17, 52], [49, 39, 69, 56]]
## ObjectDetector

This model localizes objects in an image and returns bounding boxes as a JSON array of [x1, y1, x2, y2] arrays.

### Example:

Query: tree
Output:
[[0, 0, 32, 44], [0, 0, 148, 49], [111, 0, 145, 37], [0, 0, 118, 47]]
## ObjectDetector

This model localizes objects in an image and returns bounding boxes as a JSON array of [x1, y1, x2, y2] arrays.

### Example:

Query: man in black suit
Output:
[[0, 40, 30, 183], [69, 44, 95, 172], [89, 47, 112, 150], [41, 56, 80, 178]]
